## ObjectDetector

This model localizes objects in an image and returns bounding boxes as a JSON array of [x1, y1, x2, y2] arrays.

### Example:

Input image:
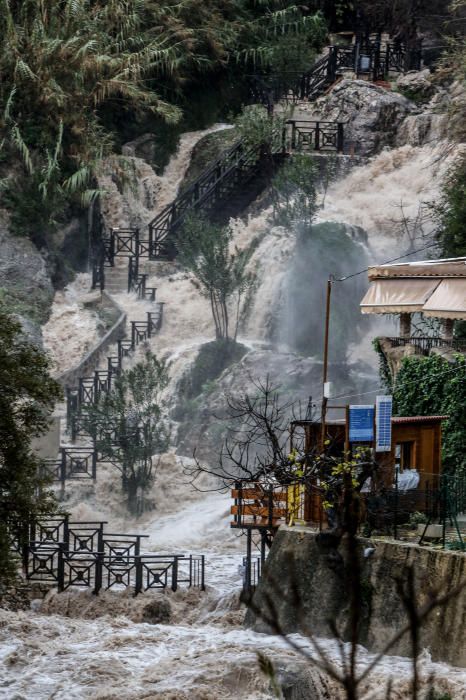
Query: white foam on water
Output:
[[43, 273, 101, 376], [33, 123, 466, 699]]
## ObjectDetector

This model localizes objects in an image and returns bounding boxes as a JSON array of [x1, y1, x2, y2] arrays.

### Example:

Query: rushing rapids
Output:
[[16, 112, 466, 698]]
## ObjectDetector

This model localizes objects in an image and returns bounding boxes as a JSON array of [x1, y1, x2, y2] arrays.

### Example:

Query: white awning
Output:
[[360, 278, 440, 314], [423, 278, 466, 319]]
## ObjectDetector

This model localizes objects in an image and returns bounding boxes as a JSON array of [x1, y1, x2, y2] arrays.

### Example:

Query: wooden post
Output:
[[320, 279, 332, 451]]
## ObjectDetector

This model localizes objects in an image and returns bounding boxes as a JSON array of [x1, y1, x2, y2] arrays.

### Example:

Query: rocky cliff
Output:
[[246, 526, 466, 668]]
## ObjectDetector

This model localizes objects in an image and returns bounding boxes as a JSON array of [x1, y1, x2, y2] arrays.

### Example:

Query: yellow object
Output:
[[287, 483, 306, 526]]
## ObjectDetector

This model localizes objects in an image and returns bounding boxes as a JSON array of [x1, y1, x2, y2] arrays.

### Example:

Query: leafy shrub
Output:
[[391, 354, 466, 477], [409, 511, 428, 527]]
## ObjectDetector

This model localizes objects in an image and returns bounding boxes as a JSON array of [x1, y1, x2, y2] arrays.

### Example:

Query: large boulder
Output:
[[396, 69, 435, 101], [0, 211, 54, 337], [315, 79, 414, 156]]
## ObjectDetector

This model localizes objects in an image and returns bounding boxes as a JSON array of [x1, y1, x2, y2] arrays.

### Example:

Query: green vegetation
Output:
[[179, 339, 247, 400], [391, 354, 466, 476], [271, 153, 318, 226], [84, 351, 169, 514], [174, 339, 248, 424], [0, 0, 326, 242], [0, 308, 62, 586], [409, 511, 428, 527], [234, 104, 289, 154], [177, 215, 254, 340]]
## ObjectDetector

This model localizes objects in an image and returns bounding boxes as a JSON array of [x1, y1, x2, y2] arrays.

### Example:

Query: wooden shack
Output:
[[291, 414, 446, 524]]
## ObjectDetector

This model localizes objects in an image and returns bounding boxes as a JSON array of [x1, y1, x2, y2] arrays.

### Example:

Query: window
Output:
[[394, 441, 415, 472]]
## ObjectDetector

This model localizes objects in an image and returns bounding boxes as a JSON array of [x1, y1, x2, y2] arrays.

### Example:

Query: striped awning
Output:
[[422, 278, 466, 319], [361, 258, 466, 320], [360, 278, 440, 314]]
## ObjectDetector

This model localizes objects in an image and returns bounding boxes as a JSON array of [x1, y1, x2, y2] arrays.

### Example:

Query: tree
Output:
[[271, 153, 318, 226], [234, 105, 289, 173], [184, 376, 377, 533], [0, 0, 327, 240], [0, 309, 62, 585], [84, 351, 170, 514], [177, 215, 254, 341]]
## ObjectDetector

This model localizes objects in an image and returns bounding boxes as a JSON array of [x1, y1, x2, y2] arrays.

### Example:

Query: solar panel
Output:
[[376, 395, 393, 452]]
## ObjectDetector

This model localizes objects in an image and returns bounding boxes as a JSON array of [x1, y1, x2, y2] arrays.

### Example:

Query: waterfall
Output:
[[32, 123, 466, 700]]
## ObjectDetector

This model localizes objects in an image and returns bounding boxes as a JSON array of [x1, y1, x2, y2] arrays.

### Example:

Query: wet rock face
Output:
[[140, 598, 172, 624], [246, 527, 466, 668], [396, 69, 435, 101], [175, 348, 324, 463], [317, 79, 414, 156], [122, 133, 158, 166], [0, 211, 54, 338], [175, 346, 372, 464]]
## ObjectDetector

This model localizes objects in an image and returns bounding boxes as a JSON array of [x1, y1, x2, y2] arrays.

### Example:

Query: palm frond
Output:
[[3, 86, 16, 121], [11, 125, 34, 174]]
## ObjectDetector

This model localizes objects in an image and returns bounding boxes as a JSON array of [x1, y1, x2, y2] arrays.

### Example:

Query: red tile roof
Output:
[[391, 415, 448, 424]]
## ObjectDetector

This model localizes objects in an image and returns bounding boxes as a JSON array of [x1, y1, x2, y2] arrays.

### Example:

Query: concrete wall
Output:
[[246, 526, 466, 667]]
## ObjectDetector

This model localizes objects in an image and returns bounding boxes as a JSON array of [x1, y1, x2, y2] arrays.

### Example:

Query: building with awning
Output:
[[360, 257, 466, 341]]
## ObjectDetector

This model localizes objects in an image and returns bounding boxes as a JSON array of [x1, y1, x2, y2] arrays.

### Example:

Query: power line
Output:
[[334, 242, 438, 282], [312, 350, 465, 407]]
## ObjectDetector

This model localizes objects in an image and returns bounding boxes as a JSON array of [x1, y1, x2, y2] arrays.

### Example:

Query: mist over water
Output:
[[24, 128, 466, 699]]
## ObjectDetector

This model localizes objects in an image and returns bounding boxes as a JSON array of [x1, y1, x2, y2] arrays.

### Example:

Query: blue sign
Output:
[[349, 405, 375, 443], [376, 395, 393, 452]]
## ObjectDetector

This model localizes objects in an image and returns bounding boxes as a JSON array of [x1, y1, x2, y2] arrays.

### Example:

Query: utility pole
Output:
[[320, 277, 332, 451]]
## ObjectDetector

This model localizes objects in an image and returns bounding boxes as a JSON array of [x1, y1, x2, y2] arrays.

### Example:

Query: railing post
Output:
[[135, 536, 141, 557], [245, 529, 252, 593], [63, 515, 70, 549], [315, 122, 320, 152], [147, 312, 152, 339], [94, 551, 103, 595], [60, 448, 67, 484], [291, 121, 297, 151], [201, 555, 205, 591], [109, 230, 115, 266], [148, 224, 154, 260], [57, 544, 65, 593], [337, 123, 344, 153], [172, 556, 178, 592], [128, 257, 133, 293], [394, 468, 399, 540], [135, 556, 142, 595], [327, 47, 337, 82], [91, 450, 97, 480], [93, 371, 99, 404]]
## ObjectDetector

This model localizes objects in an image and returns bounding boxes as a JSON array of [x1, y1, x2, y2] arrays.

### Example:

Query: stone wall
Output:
[[246, 526, 466, 667], [58, 291, 126, 389]]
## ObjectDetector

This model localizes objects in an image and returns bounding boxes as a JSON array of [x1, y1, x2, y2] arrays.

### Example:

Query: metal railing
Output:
[[7, 515, 206, 595], [386, 336, 466, 355]]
